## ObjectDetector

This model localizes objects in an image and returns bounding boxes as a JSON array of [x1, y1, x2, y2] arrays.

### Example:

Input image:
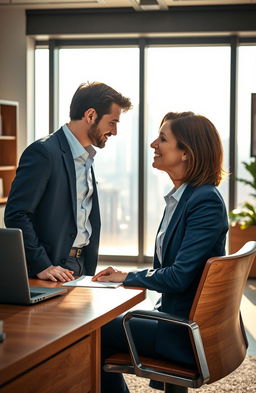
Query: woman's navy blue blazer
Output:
[[4, 128, 101, 277], [124, 184, 228, 365]]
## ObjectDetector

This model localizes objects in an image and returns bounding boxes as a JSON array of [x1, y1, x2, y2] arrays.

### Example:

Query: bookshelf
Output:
[[0, 100, 18, 205]]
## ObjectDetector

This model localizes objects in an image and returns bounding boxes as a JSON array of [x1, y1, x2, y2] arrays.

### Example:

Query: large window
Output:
[[145, 46, 230, 255], [36, 47, 140, 256], [34, 40, 238, 261], [237, 45, 256, 206]]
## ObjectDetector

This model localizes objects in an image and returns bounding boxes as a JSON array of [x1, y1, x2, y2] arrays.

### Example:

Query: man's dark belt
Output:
[[69, 247, 84, 258]]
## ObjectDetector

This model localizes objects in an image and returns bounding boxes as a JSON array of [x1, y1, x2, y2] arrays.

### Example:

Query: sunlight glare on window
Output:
[[145, 46, 230, 256], [58, 47, 139, 256], [237, 46, 256, 206]]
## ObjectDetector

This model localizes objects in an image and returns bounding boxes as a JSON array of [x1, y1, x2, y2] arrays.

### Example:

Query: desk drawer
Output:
[[1, 335, 91, 393]]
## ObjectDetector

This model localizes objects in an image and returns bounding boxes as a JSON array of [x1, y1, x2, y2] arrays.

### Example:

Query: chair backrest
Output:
[[189, 241, 256, 384]]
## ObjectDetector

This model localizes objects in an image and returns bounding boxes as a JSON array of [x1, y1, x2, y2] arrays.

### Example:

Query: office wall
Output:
[[0, 10, 27, 226]]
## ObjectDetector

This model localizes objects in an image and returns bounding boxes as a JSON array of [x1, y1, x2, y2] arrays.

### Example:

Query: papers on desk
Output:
[[62, 275, 123, 288]]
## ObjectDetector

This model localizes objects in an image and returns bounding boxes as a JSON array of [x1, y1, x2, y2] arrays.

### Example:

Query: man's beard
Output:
[[88, 122, 107, 149]]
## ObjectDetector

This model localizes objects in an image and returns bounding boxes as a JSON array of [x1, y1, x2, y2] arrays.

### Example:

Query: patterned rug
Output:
[[124, 356, 256, 393]]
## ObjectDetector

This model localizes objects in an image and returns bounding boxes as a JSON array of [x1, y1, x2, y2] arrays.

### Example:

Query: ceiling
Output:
[[1, 0, 255, 9]]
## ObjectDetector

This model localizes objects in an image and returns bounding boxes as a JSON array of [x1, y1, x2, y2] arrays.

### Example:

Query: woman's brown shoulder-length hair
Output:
[[170, 114, 225, 186]]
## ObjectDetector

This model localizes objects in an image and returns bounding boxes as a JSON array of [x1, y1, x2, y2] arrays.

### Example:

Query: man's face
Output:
[[88, 103, 121, 148]]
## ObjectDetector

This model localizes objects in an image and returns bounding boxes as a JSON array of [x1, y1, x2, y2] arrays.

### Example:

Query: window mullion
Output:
[[49, 39, 59, 133]]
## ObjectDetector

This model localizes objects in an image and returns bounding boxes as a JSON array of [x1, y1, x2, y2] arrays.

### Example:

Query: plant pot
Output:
[[229, 225, 256, 278]]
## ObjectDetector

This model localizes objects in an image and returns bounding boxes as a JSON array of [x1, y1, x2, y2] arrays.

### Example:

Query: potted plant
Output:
[[229, 158, 256, 277]]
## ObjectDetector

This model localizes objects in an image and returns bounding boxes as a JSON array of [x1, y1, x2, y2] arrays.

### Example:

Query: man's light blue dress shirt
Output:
[[63, 124, 96, 248]]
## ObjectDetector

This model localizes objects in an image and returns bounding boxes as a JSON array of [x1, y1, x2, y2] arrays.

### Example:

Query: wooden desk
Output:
[[0, 279, 145, 393]]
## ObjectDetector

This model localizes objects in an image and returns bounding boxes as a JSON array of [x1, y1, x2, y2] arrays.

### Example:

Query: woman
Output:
[[93, 112, 229, 393]]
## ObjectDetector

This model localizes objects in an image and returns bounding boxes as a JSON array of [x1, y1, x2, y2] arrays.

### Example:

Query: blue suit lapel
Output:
[[90, 166, 101, 229], [161, 185, 195, 263], [153, 207, 166, 268], [56, 129, 77, 222]]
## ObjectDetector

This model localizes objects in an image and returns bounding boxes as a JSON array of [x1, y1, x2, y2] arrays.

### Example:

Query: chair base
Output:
[[165, 383, 188, 393]]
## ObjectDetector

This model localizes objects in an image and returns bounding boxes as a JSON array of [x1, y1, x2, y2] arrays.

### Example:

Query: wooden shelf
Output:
[[0, 100, 18, 203], [0, 197, 8, 205], [0, 135, 16, 140], [0, 165, 16, 171]]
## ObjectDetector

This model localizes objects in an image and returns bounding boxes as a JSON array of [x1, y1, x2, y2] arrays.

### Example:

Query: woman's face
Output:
[[150, 120, 188, 178]]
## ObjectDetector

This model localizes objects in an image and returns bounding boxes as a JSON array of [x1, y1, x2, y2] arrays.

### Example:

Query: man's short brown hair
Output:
[[70, 81, 132, 121]]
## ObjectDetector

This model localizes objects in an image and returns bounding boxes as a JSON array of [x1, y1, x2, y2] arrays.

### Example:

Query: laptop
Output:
[[0, 228, 67, 305]]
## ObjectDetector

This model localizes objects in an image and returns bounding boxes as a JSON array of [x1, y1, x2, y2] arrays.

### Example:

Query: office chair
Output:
[[104, 241, 256, 393]]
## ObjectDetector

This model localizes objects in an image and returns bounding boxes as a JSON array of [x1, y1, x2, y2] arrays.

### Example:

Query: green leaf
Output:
[[230, 158, 256, 228]]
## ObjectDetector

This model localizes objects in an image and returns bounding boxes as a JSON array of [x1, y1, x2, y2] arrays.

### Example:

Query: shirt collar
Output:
[[164, 183, 187, 204], [62, 124, 96, 160]]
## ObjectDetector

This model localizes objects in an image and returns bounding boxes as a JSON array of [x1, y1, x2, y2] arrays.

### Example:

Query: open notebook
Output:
[[0, 228, 67, 305]]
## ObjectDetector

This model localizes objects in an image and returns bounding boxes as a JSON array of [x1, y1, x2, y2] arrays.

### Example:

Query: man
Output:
[[4, 82, 132, 282]]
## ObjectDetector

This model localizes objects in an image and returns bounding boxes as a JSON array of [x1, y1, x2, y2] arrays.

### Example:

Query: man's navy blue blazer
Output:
[[124, 184, 228, 365], [4, 128, 101, 277]]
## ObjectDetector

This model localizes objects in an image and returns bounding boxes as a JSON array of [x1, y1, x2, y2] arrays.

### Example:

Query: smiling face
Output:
[[151, 120, 188, 184], [88, 103, 121, 148]]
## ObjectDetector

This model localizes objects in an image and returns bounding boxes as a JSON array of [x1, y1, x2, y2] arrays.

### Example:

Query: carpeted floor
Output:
[[124, 356, 256, 393]]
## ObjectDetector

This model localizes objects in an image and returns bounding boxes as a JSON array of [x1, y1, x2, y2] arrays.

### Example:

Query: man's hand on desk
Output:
[[92, 266, 128, 283], [36, 265, 75, 282]]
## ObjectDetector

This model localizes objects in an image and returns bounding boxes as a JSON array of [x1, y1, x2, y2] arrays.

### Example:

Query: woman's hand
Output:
[[92, 266, 128, 283]]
